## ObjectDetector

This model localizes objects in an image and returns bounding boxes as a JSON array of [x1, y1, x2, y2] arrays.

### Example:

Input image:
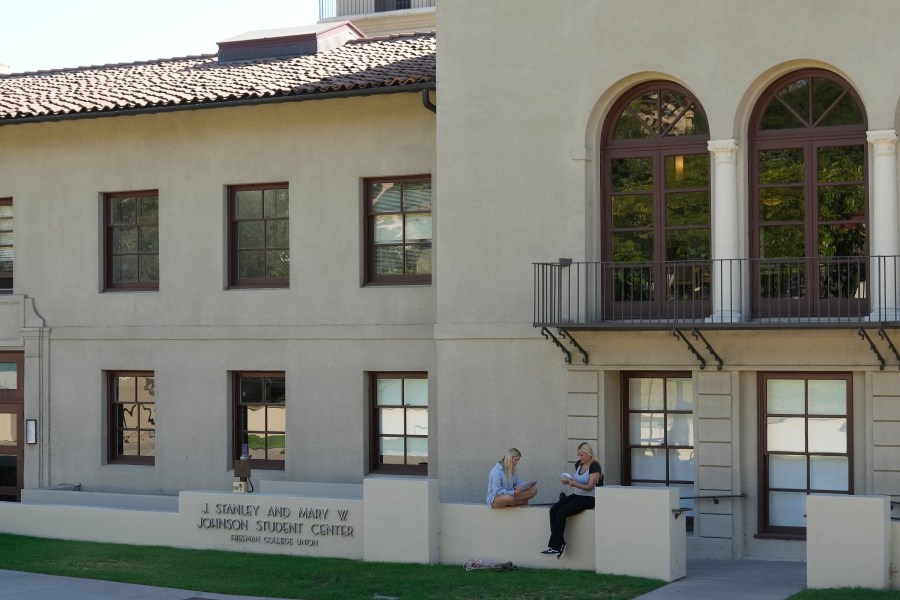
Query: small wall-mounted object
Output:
[[558, 258, 573, 267], [25, 419, 36, 444]]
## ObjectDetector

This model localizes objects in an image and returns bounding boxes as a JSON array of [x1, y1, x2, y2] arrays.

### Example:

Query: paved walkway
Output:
[[0, 560, 807, 600], [0, 569, 291, 600], [634, 559, 807, 600]]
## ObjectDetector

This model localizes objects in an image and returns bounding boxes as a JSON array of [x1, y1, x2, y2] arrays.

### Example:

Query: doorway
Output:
[[0, 352, 24, 502]]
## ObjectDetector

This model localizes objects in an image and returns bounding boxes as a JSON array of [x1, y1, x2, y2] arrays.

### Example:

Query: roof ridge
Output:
[[347, 30, 436, 44], [2, 54, 218, 77]]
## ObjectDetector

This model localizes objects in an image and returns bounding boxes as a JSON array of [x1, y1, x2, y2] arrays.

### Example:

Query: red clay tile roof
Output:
[[0, 32, 435, 124]]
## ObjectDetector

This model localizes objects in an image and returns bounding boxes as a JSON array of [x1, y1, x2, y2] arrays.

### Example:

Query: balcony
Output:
[[319, 0, 435, 20], [533, 256, 900, 330]]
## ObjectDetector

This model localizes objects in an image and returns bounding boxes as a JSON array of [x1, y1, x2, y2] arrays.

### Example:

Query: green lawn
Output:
[[0, 533, 662, 600], [4, 533, 899, 599]]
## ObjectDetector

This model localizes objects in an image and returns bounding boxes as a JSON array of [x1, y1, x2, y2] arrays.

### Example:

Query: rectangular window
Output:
[[108, 371, 155, 465], [375, 0, 411, 11], [365, 176, 432, 285], [0, 198, 12, 293], [370, 372, 428, 474], [623, 372, 694, 525], [103, 191, 159, 291], [233, 372, 285, 470], [228, 184, 289, 288], [759, 373, 851, 537]]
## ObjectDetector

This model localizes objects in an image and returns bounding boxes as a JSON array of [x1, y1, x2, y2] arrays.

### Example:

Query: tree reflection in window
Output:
[[109, 372, 155, 464], [235, 373, 285, 469], [604, 82, 711, 308], [752, 71, 867, 305]]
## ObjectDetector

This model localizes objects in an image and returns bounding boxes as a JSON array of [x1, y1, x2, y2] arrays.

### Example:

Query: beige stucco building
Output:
[[1, 0, 900, 577]]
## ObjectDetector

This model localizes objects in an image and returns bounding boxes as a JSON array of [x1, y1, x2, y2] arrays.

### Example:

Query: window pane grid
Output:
[[760, 373, 851, 535], [751, 71, 867, 319], [371, 373, 428, 473], [109, 372, 155, 464], [366, 177, 432, 283], [229, 185, 289, 288], [624, 375, 694, 501], [0, 199, 13, 291], [604, 83, 711, 318], [105, 193, 158, 290], [235, 373, 285, 468]]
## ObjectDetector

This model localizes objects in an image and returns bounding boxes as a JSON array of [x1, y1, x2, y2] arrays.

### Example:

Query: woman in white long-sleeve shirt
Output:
[[486, 448, 538, 508]]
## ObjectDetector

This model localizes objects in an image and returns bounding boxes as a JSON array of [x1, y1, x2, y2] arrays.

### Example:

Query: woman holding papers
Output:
[[540, 442, 602, 558], [486, 448, 538, 508]]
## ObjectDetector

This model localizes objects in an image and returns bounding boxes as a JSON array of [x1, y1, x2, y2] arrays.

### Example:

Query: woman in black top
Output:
[[540, 442, 602, 558]]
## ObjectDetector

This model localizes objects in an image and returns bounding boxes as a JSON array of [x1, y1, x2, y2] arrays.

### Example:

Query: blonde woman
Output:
[[486, 448, 538, 508], [540, 442, 602, 558]]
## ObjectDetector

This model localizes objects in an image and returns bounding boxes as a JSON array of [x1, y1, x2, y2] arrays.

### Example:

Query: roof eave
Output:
[[0, 82, 436, 127]]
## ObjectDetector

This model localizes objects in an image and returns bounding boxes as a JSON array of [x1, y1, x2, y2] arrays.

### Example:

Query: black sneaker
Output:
[[557, 543, 566, 559], [540, 547, 559, 555]]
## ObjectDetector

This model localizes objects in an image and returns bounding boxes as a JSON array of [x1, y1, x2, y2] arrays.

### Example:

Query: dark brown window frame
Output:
[[601, 81, 711, 319], [227, 183, 290, 289], [363, 175, 432, 286], [107, 370, 156, 466], [0, 198, 12, 294], [0, 352, 24, 501], [369, 371, 428, 475], [103, 190, 159, 292], [232, 371, 286, 471], [621, 371, 695, 528], [757, 372, 853, 539], [748, 69, 869, 319]]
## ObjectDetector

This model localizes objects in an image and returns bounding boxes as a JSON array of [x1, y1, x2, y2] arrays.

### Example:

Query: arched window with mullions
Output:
[[602, 82, 711, 320], [749, 70, 868, 318]]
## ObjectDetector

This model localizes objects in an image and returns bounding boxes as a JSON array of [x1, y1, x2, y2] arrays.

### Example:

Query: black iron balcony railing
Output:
[[534, 256, 900, 329]]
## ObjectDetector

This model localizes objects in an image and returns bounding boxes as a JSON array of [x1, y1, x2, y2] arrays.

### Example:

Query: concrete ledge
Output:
[[258, 480, 363, 499], [439, 503, 595, 570], [21, 489, 178, 512], [0, 501, 180, 544]]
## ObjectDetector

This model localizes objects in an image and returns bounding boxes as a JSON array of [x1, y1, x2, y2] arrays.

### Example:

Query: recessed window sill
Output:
[[754, 533, 806, 541]]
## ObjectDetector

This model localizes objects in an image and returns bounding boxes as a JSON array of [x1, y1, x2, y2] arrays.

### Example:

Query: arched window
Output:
[[749, 70, 868, 317], [602, 82, 711, 319]]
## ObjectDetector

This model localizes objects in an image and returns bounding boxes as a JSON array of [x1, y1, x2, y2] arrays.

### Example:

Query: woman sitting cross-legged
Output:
[[541, 442, 602, 558], [486, 448, 538, 508]]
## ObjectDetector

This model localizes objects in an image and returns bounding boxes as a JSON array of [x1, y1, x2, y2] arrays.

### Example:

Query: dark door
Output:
[[0, 353, 24, 502]]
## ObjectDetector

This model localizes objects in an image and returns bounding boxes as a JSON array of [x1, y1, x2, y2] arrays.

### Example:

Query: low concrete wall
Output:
[[258, 480, 363, 499], [596, 486, 685, 582], [364, 476, 437, 564], [807, 494, 891, 589], [22, 489, 179, 511], [439, 503, 595, 571], [0, 482, 682, 580], [893, 521, 900, 590], [0, 501, 181, 545], [0, 489, 364, 558]]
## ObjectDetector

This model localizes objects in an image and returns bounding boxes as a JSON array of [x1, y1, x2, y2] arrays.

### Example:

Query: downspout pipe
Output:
[[422, 86, 436, 113]]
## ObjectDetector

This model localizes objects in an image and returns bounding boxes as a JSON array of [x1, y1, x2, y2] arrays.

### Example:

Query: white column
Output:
[[867, 130, 899, 321], [708, 139, 741, 322]]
